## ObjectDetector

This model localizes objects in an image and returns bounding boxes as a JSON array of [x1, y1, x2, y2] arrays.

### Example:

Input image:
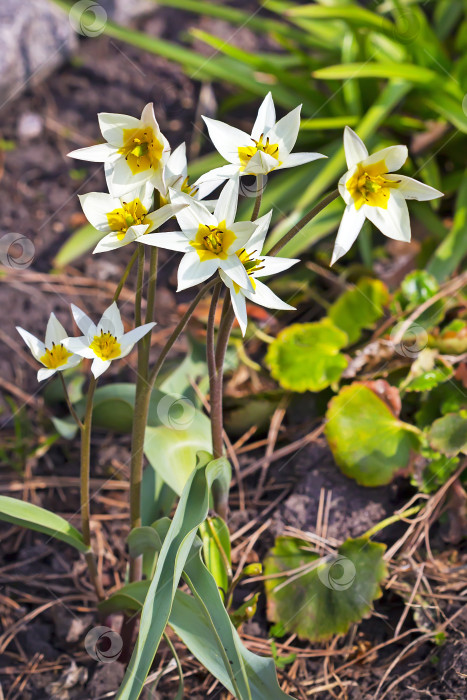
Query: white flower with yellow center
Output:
[[78, 183, 186, 254], [63, 303, 155, 378], [17, 313, 81, 382], [68, 103, 170, 198], [332, 126, 443, 265], [218, 210, 299, 335], [141, 177, 257, 292], [195, 92, 326, 197]]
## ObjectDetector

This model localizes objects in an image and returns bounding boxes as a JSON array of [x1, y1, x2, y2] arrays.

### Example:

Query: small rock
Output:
[[18, 112, 44, 140], [88, 661, 125, 699]]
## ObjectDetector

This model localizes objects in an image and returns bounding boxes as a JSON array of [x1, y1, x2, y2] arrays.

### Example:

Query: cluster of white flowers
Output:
[[18, 94, 442, 378]]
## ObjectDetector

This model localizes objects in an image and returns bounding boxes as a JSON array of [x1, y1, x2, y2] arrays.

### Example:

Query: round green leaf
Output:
[[325, 383, 420, 486], [266, 319, 348, 392], [264, 536, 387, 642], [428, 411, 467, 457], [328, 277, 389, 344]]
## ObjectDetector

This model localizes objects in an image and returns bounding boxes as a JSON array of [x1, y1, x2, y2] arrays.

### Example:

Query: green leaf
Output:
[[411, 448, 460, 495], [264, 536, 387, 641], [116, 455, 231, 700], [53, 224, 103, 268], [0, 496, 89, 552], [428, 171, 467, 281], [401, 348, 453, 393], [328, 277, 389, 344], [312, 62, 446, 87], [127, 525, 164, 581], [99, 580, 149, 616], [266, 319, 348, 393], [288, 4, 395, 34], [427, 411, 467, 457], [199, 517, 231, 599], [433, 320, 467, 355], [325, 383, 420, 486]]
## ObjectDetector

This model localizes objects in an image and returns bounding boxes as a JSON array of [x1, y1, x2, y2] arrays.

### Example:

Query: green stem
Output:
[[251, 177, 263, 221], [363, 505, 423, 539], [135, 244, 145, 328], [113, 248, 139, 303], [80, 376, 104, 600], [266, 189, 339, 257]]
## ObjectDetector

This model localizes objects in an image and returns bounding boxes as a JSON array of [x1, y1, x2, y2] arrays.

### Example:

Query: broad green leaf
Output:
[[0, 496, 89, 553], [53, 224, 102, 268], [427, 411, 467, 457], [116, 455, 231, 700], [264, 536, 387, 641], [401, 348, 453, 393], [433, 320, 467, 355], [266, 319, 348, 392], [328, 277, 389, 344], [127, 526, 163, 581], [325, 384, 420, 486], [99, 580, 149, 616], [144, 409, 212, 495], [199, 517, 231, 599], [411, 447, 460, 494]]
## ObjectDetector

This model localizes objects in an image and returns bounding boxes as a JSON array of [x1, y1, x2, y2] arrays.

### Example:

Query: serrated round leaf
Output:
[[266, 319, 348, 393], [404, 365, 453, 392], [329, 277, 389, 344], [325, 384, 420, 486], [428, 411, 467, 456], [264, 536, 387, 642]]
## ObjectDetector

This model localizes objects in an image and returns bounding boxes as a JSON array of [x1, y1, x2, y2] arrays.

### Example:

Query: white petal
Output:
[[214, 175, 240, 227], [338, 169, 354, 205], [343, 126, 368, 169], [62, 354, 82, 370], [246, 278, 295, 310], [120, 322, 156, 357], [165, 142, 187, 186], [68, 143, 118, 162], [386, 174, 443, 201], [38, 368, 56, 382], [331, 204, 366, 265], [144, 202, 187, 233], [251, 92, 276, 141], [218, 255, 252, 291], [364, 190, 411, 242], [92, 229, 142, 254], [255, 255, 299, 277], [202, 116, 250, 163], [363, 145, 408, 173], [98, 112, 141, 146], [16, 327, 45, 361], [97, 302, 124, 337], [70, 304, 96, 337], [177, 252, 219, 292], [140, 103, 162, 137], [62, 336, 96, 358], [245, 210, 273, 255], [228, 221, 257, 254], [194, 164, 241, 199], [230, 287, 248, 336], [139, 182, 155, 211], [79, 191, 117, 232], [45, 313, 68, 347], [268, 105, 301, 158], [91, 357, 112, 378], [279, 151, 327, 169], [170, 190, 214, 232], [140, 230, 192, 252], [242, 149, 278, 175]]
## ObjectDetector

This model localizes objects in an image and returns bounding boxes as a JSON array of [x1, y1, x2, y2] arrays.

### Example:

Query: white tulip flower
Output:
[[218, 210, 299, 335], [63, 302, 155, 378], [332, 126, 443, 265], [17, 313, 81, 382], [195, 92, 326, 197], [68, 103, 170, 198]]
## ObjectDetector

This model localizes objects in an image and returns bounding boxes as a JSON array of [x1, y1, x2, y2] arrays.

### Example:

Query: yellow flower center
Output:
[[346, 159, 400, 210], [40, 343, 73, 370], [89, 331, 121, 360], [232, 248, 263, 292], [119, 126, 164, 175], [190, 220, 237, 261], [238, 134, 281, 171], [106, 198, 148, 240]]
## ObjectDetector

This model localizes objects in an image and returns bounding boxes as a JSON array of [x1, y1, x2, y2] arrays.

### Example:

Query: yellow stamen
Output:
[[231, 248, 263, 293], [89, 331, 121, 360], [346, 159, 400, 210], [238, 134, 281, 171], [106, 198, 148, 240], [190, 220, 237, 261], [118, 126, 164, 175], [40, 343, 72, 370]]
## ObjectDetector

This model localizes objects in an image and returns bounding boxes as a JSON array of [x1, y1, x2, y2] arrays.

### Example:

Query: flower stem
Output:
[[80, 375, 104, 600], [363, 505, 423, 539], [113, 248, 139, 303], [135, 244, 145, 328], [267, 189, 339, 257], [251, 177, 263, 221], [59, 373, 83, 430]]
